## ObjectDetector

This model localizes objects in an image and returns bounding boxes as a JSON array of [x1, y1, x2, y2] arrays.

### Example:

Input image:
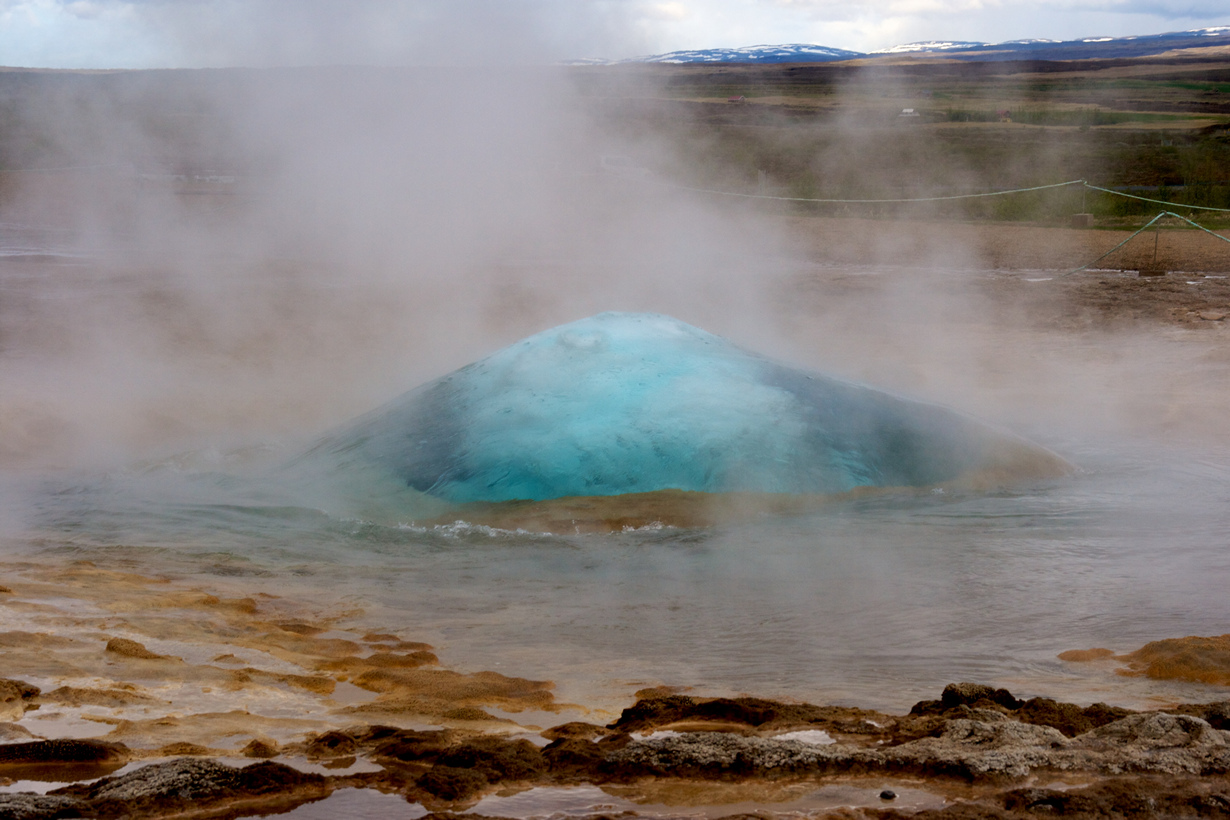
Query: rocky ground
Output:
[[1, 562, 1228, 818], [783, 216, 1230, 279], [782, 216, 1230, 331], [2, 681, 1230, 819], [1, 561, 1229, 818]]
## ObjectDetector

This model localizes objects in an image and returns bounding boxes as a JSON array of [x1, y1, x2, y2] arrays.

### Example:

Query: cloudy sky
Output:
[[1, 0, 1227, 69]]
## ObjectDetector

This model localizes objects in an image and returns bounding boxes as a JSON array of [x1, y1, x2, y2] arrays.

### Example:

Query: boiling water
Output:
[[4, 408, 1229, 715], [2, 232, 1229, 717]]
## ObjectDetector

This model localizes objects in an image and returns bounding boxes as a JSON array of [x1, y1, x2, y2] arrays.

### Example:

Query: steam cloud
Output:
[[1, 2, 1226, 482], [0, 57, 791, 471]]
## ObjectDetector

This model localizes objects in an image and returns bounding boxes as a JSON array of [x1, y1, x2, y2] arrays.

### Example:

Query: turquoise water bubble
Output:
[[310, 312, 1063, 503]]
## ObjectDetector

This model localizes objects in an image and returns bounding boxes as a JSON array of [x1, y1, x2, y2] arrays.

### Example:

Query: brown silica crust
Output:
[[2, 683, 1230, 818]]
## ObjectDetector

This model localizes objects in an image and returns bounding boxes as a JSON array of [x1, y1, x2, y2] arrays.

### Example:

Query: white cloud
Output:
[[0, 0, 1225, 67], [648, 0, 1228, 51], [64, 0, 118, 18], [640, 1, 690, 21], [0, 0, 162, 68], [0, 0, 657, 67]]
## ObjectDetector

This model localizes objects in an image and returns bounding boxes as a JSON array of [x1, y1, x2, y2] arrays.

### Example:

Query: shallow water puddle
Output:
[[462, 783, 947, 818], [0, 763, 126, 795], [0, 755, 383, 798], [16, 710, 116, 741], [465, 785, 637, 817], [263, 788, 427, 819]]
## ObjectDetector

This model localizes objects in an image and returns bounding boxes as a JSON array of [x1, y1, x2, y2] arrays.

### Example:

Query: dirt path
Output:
[[783, 215, 1230, 273], [783, 216, 1230, 328]]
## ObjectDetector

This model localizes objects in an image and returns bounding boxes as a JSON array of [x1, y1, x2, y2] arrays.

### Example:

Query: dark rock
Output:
[[606, 708, 1230, 785], [881, 719, 1072, 781], [230, 760, 329, 796], [1003, 787, 1068, 812], [241, 739, 279, 758], [609, 694, 698, 731], [1072, 712, 1225, 752], [595, 732, 633, 751], [1002, 778, 1230, 817], [939, 683, 1021, 711], [441, 707, 493, 721], [541, 721, 608, 741], [542, 738, 606, 774], [156, 742, 210, 757], [880, 789, 897, 800], [909, 699, 945, 716], [416, 766, 489, 800], [0, 794, 85, 820], [306, 730, 357, 758], [604, 732, 837, 779], [341, 724, 405, 744], [1016, 698, 1093, 737], [1017, 697, 1133, 737], [52, 757, 327, 817], [1172, 701, 1230, 731], [691, 698, 783, 726], [909, 686, 1134, 739], [1082, 702, 1137, 731], [0, 739, 128, 765], [436, 737, 546, 781], [371, 730, 453, 762], [888, 713, 957, 745], [609, 694, 874, 734]]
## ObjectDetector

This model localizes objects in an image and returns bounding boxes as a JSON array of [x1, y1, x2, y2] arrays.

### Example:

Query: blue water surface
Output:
[[312, 312, 1055, 503]]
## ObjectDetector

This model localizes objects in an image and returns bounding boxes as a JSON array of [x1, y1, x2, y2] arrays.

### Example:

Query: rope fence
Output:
[[1063, 210, 1230, 275], [1081, 183, 1230, 214], [5, 164, 1229, 273], [646, 175, 1230, 213], [639, 174, 1230, 273], [0, 163, 130, 174], [649, 177, 1089, 204]]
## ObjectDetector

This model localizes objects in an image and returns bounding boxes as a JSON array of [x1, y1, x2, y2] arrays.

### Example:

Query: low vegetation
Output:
[[577, 56, 1230, 223], [2, 54, 1230, 225]]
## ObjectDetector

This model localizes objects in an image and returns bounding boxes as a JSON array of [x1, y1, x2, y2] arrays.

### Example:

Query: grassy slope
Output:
[[571, 56, 1230, 223]]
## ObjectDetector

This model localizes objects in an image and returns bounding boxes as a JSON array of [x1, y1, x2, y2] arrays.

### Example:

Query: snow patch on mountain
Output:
[[634, 44, 862, 64], [872, 41, 984, 54], [579, 24, 1230, 66]]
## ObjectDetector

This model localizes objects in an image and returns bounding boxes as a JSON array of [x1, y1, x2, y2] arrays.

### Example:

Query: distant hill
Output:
[[876, 26, 1230, 61], [625, 44, 863, 64], [575, 26, 1230, 65]]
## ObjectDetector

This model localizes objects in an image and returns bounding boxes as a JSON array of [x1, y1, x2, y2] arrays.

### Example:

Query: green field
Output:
[[570, 55, 1230, 223]]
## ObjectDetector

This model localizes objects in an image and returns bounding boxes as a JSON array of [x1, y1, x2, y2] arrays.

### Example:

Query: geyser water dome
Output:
[[313, 312, 1067, 504]]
